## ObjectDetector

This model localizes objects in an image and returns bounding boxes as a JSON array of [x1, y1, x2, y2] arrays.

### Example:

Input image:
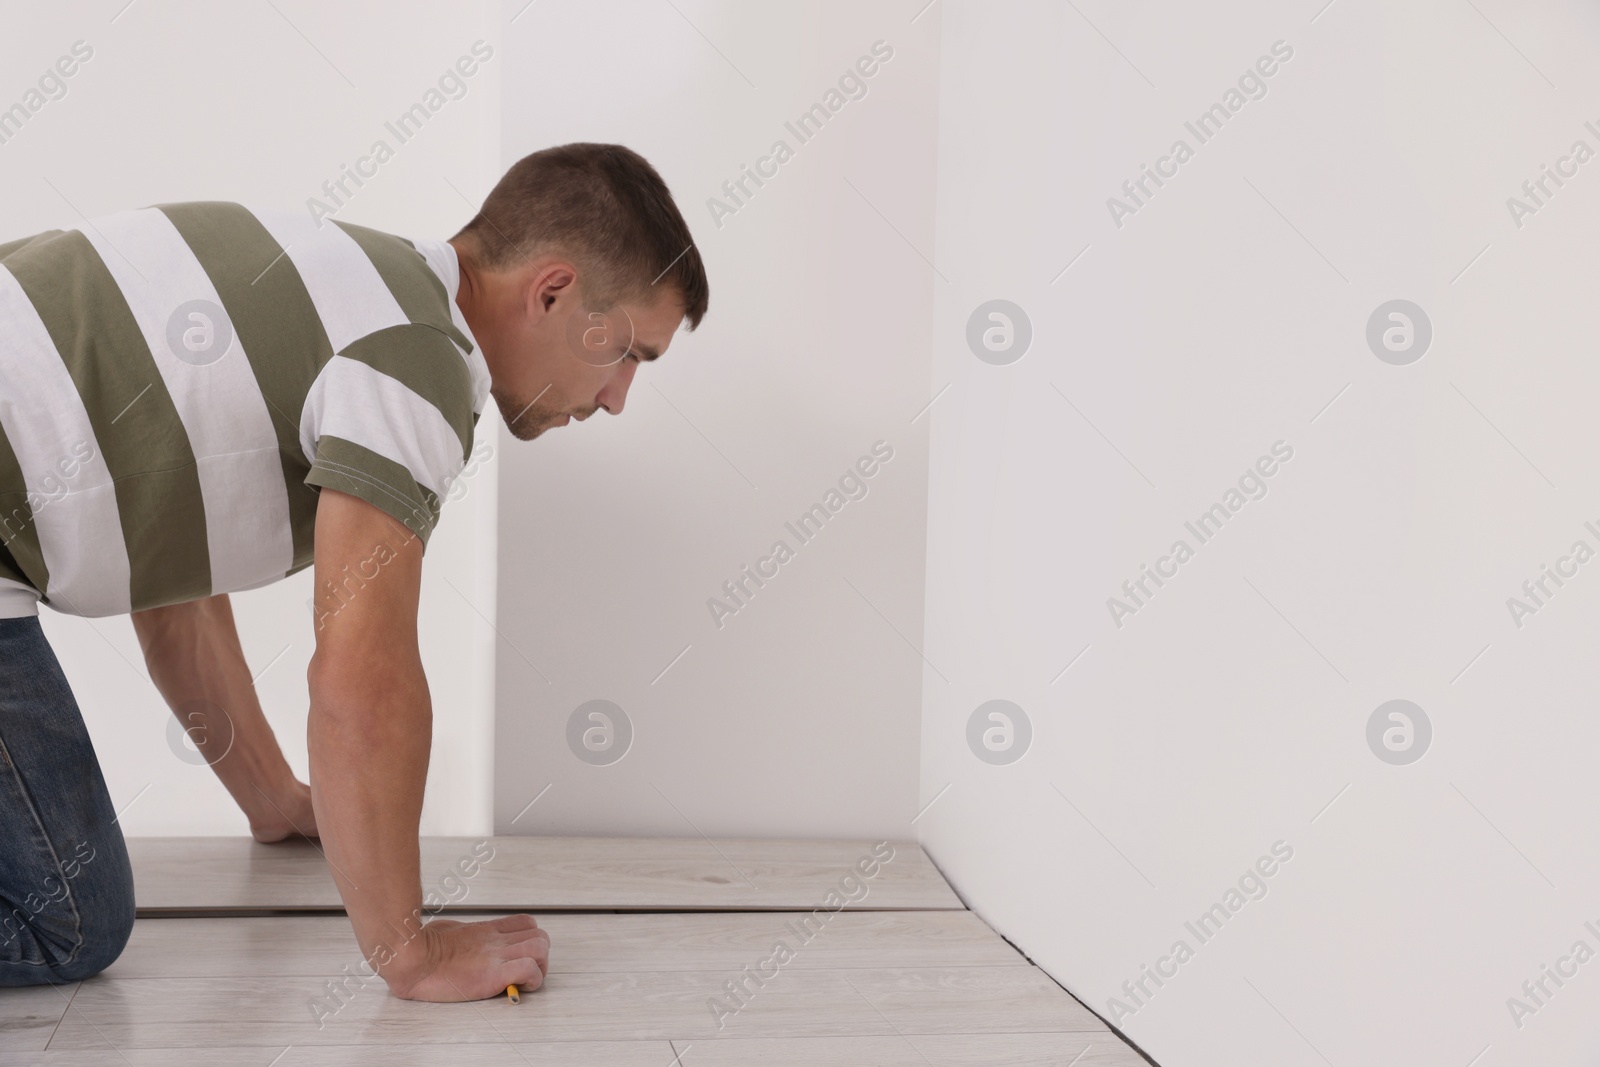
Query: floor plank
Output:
[[127, 837, 957, 912], [673, 1033, 1149, 1066], [0, 1041, 676, 1066], [67, 838, 1150, 1064], [48, 966, 1103, 1049], [104, 910, 1024, 978], [0, 984, 75, 1053], [843, 966, 1107, 1036]]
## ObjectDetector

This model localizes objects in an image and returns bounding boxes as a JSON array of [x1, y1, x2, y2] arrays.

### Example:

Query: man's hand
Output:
[[387, 915, 550, 1002], [248, 778, 319, 843]]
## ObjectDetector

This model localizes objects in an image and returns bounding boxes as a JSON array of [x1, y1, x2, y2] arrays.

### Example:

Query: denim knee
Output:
[[47, 889, 135, 982], [57, 844, 135, 985], [31, 840, 137, 983]]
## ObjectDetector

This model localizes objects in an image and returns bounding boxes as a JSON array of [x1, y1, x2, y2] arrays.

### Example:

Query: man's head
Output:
[[448, 143, 709, 441]]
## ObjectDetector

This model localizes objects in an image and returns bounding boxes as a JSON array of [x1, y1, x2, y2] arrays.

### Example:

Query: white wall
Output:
[[4, 0, 502, 836], [921, 0, 1600, 1064], [490, 1, 939, 838], [17, 2, 1595, 1060]]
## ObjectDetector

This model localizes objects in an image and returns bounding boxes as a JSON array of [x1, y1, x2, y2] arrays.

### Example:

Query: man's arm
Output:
[[131, 593, 316, 842], [307, 487, 547, 1002]]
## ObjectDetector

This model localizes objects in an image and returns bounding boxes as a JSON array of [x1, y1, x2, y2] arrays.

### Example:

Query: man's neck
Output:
[[447, 237, 480, 326], [449, 237, 508, 394]]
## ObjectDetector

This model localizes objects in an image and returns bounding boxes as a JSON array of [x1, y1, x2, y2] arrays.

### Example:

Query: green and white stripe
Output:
[[84, 208, 295, 595], [0, 201, 488, 619], [0, 258, 132, 615]]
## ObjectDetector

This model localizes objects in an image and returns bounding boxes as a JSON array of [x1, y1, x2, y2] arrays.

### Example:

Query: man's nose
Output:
[[598, 357, 638, 415]]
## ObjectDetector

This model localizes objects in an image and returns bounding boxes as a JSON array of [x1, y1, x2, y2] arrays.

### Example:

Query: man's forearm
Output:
[[307, 650, 434, 985], [132, 595, 304, 827]]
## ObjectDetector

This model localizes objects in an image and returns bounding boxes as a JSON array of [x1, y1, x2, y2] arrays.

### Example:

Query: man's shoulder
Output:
[[318, 322, 479, 462], [320, 219, 472, 354]]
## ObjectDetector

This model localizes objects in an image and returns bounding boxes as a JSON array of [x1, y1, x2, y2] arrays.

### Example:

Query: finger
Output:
[[502, 930, 550, 971], [499, 956, 545, 993], [487, 913, 540, 933], [498, 929, 550, 960]]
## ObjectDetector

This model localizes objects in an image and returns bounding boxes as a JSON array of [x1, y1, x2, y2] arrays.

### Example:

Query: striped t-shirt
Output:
[[0, 201, 490, 620]]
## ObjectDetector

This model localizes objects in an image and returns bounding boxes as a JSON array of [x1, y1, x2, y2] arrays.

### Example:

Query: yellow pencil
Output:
[[506, 983, 520, 1004]]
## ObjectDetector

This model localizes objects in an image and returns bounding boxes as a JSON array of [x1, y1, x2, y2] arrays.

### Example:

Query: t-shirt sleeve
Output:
[[300, 323, 476, 547]]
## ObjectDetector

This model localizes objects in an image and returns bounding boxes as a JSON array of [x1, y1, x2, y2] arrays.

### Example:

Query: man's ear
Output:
[[526, 262, 578, 319]]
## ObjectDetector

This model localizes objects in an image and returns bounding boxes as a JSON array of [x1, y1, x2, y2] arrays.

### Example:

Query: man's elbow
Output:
[[307, 646, 429, 733]]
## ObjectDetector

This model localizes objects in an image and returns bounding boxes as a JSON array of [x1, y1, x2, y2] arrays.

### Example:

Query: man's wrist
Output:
[[356, 905, 438, 992]]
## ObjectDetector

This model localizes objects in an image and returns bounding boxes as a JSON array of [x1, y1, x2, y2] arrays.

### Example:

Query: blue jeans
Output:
[[0, 615, 136, 984]]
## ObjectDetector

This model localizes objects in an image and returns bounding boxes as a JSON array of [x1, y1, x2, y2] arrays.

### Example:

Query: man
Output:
[[0, 142, 709, 1001]]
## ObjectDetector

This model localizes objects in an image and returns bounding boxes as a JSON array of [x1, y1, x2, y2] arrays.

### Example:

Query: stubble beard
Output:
[[495, 386, 564, 441]]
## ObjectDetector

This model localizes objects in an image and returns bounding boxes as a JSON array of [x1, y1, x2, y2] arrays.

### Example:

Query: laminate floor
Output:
[[0, 837, 1154, 1066], [124, 836, 963, 912]]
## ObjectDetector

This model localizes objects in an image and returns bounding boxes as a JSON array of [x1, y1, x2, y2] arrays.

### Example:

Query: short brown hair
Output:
[[453, 142, 708, 330]]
